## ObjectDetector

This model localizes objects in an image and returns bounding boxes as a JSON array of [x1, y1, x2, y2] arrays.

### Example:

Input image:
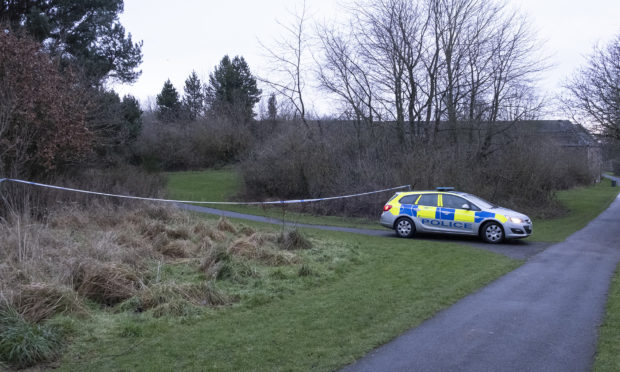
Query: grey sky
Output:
[[114, 0, 620, 117]]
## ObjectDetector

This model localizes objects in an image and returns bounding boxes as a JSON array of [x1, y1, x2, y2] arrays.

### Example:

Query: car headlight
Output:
[[508, 217, 523, 224]]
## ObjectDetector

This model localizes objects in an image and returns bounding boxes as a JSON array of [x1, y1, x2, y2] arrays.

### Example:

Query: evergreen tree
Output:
[[267, 93, 278, 121], [206, 55, 261, 122], [121, 95, 143, 142], [183, 70, 204, 121], [156, 79, 181, 122], [88, 90, 142, 157], [1, 0, 143, 86]]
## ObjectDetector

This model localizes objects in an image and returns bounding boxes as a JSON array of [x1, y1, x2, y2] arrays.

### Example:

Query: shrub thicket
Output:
[[240, 121, 593, 217], [136, 115, 253, 171]]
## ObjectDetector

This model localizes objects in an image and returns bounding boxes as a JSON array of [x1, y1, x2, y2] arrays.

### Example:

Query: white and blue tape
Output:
[[0, 178, 411, 205]]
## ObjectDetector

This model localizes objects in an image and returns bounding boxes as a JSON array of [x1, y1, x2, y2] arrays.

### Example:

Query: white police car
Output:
[[380, 188, 532, 243]]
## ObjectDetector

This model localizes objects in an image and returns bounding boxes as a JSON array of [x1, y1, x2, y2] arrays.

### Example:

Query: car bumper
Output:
[[380, 212, 397, 229], [504, 222, 533, 239]]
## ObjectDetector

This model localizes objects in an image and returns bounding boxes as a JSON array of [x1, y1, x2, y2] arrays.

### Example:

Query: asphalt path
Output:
[[603, 173, 620, 184], [177, 203, 549, 260], [342, 193, 620, 372]]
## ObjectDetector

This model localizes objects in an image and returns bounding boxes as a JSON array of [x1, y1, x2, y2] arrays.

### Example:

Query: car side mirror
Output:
[[461, 203, 470, 210]]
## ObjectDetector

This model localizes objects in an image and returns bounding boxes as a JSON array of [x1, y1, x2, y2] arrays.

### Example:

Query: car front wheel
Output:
[[481, 222, 504, 244], [395, 217, 415, 238]]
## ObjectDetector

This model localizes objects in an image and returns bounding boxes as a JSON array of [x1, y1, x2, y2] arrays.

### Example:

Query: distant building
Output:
[[505, 120, 602, 181]]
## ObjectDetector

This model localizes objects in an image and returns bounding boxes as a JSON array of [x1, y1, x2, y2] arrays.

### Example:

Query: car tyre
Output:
[[481, 221, 504, 244], [395, 217, 415, 238]]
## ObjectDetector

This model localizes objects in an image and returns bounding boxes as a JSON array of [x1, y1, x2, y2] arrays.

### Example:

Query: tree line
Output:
[[154, 55, 261, 124], [1, 0, 618, 183]]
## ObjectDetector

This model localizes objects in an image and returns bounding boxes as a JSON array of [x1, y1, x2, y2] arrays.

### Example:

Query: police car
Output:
[[380, 188, 532, 243]]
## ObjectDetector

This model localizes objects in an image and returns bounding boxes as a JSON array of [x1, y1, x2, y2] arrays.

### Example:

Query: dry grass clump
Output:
[[239, 225, 256, 236], [13, 283, 88, 323], [139, 220, 167, 239], [248, 232, 278, 245], [228, 238, 299, 266], [1, 200, 310, 325], [158, 239, 194, 258], [165, 225, 192, 240], [278, 229, 313, 251], [48, 208, 89, 229], [139, 281, 231, 310], [227, 238, 257, 257], [73, 262, 144, 306], [217, 217, 237, 233], [121, 281, 233, 318], [193, 220, 227, 242], [199, 245, 229, 278], [208, 228, 227, 242]]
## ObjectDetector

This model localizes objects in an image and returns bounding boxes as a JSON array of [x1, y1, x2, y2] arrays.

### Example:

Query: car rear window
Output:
[[399, 194, 419, 204]]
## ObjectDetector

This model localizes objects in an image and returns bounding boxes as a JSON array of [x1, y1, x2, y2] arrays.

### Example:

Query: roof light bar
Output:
[[436, 187, 455, 191]]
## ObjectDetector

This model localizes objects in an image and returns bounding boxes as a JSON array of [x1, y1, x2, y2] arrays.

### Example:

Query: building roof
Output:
[[506, 120, 599, 147]]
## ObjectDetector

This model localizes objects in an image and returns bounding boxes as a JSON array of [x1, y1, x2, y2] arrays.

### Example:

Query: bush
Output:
[[240, 121, 594, 217], [0, 305, 63, 369], [0, 30, 91, 179], [135, 115, 252, 170]]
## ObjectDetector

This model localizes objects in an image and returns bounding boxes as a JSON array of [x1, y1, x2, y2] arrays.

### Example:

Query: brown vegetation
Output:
[[240, 121, 593, 218], [0, 29, 91, 178], [0, 202, 310, 320]]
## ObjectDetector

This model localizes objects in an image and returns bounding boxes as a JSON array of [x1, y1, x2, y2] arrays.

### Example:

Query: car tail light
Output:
[[383, 205, 392, 212]]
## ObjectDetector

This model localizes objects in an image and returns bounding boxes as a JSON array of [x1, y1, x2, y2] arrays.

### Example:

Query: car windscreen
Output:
[[462, 193, 496, 209]]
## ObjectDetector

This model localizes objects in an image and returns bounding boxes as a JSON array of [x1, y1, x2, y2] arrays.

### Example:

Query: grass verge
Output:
[[528, 178, 619, 242], [57, 229, 519, 371], [594, 266, 620, 372]]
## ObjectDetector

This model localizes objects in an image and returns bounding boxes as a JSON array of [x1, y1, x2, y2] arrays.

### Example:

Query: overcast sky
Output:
[[114, 0, 620, 118]]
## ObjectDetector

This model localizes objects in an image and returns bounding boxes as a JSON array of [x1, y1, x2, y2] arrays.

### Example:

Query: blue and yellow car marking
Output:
[[394, 192, 507, 228]]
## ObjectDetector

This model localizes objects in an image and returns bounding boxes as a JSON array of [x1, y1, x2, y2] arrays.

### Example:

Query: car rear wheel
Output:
[[395, 217, 415, 238], [481, 222, 504, 244]]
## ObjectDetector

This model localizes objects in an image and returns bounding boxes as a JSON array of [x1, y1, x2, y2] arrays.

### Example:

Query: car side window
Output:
[[416, 194, 438, 207], [399, 195, 419, 204], [442, 194, 469, 209]]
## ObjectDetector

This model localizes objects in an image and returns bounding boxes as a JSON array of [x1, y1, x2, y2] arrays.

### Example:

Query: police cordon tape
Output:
[[0, 178, 412, 205]]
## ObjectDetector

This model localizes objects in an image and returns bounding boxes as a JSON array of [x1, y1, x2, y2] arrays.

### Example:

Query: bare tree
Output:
[[259, 1, 311, 129], [563, 33, 620, 141], [316, 25, 377, 126]]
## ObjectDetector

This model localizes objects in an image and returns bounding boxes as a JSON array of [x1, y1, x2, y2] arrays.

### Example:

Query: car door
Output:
[[415, 193, 441, 231], [397, 194, 419, 218], [439, 194, 476, 233]]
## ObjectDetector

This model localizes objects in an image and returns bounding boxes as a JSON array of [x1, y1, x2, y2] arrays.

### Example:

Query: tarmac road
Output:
[[177, 203, 549, 260], [341, 193, 620, 372]]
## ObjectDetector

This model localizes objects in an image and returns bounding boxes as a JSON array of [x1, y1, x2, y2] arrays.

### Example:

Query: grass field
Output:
[[57, 228, 518, 371], [595, 267, 620, 372]]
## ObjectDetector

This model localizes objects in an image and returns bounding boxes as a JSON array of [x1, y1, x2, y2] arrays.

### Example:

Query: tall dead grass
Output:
[[0, 202, 305, 320]]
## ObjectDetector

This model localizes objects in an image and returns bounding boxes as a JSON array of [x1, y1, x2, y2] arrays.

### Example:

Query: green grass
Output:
[[166, 169, 383, 230], [594, 266, 620, 371], [57, 229, 519, 371], [166, 168, 241, 203], [528, 178, 619, 242], [0, 306, 64, 369]]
